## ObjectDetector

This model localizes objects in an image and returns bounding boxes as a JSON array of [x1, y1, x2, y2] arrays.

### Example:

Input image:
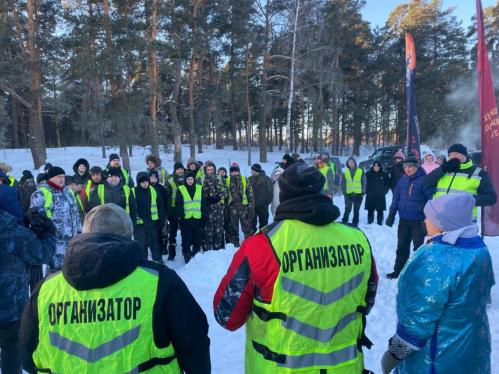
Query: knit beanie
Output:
[[149, 170, 159, 179], [278, 160, 325, 202], [218, 167, 227, 173], [251, 163, 263, 173], [106, 167, 122, 178], [83, 204, 133, 239], [229, 162, 240, 173], [403, 156, 419, 167], [424, 194, 475, 232], [136, 171, 150, 185], [47, 166, 66, 179], [174, 162, 184, 171], [448, 144, 468, 157], [393, 151, 405, 161], [187, 158, 197, 168], [20, 170, 34, 185], [109, 153, 120, 162], [184, 171, 196, 181]]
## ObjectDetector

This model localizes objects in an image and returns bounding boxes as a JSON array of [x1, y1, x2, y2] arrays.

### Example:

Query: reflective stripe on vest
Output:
[[134, 187, 159, 225], [329, 161, 336, 180], [168, 177, 178, 207], [344, 168, 363, 194], [98, 184, 131, 214], [178, 184, 202, 219], [319, 165, 330, 191], [245, 220, 371, 373], [161, 168, 167, 186], [74, 192, 84, 212], [33, 267, 181, 373], [121, 168, 130, 185], [433, 160, 481, 218], [85, 180, 93, 199], [226, 176, 248, 205], [39, 187, 53, 218], [8, 176, 16, 187]]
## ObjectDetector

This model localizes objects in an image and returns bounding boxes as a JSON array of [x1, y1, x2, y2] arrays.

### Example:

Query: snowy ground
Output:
[[2, 145, 498, 373]]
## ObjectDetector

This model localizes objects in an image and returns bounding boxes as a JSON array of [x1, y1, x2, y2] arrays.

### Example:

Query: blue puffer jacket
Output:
[[389, 167, 429, 221], [0, 209, 55, 323], [394, 235, 494, 374]]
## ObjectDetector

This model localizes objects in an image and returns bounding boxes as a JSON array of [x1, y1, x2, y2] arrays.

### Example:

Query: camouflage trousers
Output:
[[203, 204, 226, 250], [228, 204, 253, 246]]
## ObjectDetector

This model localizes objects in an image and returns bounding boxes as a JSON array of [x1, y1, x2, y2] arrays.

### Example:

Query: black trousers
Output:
[[168, 215, 180, 245], [342, 194, 363, 226], [393, 219, 425, 274], [181, 218, 202, 255], [0, 320, 22, 374], [134, 221, 162, 262], [252, 205, 270, 232], [367, 209, 384, 225]]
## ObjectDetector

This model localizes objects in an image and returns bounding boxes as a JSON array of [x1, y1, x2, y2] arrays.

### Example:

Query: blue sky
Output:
[[361, 0, 497, 29]]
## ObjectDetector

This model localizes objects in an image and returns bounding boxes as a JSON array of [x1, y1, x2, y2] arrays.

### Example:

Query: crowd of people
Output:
[[0, 143, 496, 373]]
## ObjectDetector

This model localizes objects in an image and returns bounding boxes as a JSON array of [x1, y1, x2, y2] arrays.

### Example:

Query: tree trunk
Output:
[[331, 83, 339, 155], [170, 34, 182, 162], [11, 99, 19, 148], [26, 0, 46, 168], [258, 4, 271, 163], [188, 1, 202, 158], [245, 46, 252, 166], [147, 0, 160, 157]]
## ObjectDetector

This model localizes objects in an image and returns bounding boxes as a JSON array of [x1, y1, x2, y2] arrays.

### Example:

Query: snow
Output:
[[2, 145, 498, 373]]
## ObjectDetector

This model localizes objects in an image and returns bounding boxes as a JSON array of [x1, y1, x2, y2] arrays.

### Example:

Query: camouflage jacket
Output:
[[202, 175, 228, 207], [228, 176, 255, 209], [0, 209, 55, 323], [30, 184, 82, 258]]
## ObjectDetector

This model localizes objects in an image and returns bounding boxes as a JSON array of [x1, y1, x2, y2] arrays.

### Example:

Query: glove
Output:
[[25, 208, 56, 238], [381, 350, 400, 374], [385, 213, 395, 227], [441, 158, 460, 173]]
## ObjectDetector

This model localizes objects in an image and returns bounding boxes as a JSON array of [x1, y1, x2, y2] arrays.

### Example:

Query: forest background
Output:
[[0, 0, 498, 169]]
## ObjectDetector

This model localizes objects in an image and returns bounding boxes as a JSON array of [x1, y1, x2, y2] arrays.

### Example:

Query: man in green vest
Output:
[[214, 161, 378, 373], [65, 176, 85, 223], [106, 153, 134, 188], [87, 167, 137, 226], [424, 143, 497, 221], [314, 155, 335, 198], [146, 154, 168, 186], [166, 162, 185, 261], [20, 203, 211, 373], [80, 166, 104, 210], [134, 172, 165, 263], [175, 171, 205, 263], [341, 157, 366, 227]]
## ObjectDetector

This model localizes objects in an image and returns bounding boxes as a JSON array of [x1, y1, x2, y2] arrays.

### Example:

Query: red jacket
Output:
[[213, 225, 378, 331]]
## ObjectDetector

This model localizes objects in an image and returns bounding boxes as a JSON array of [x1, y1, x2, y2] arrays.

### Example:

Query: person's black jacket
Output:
[[87, 183, 137, 225], [365, 168, 390, 211], [423, 161, 497, 206], [152, 182, 170, 218], [389, 162, 405, 191], [72, 158, 90, 186], [166, 174, 184, 216], [135, 185, 165, 224], [19, 178, 37, 213], [249, 171, 273, 208], [20, 232, 211, 373], [175, 183, 207, 219]]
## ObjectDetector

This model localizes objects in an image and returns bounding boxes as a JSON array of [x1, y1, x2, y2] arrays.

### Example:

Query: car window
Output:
[[372, 149, 385, 159]]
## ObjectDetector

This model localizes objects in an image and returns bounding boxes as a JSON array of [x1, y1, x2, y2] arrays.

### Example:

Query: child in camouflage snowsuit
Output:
[[226, 163, 254, 247], [202, 161, 228, 250]]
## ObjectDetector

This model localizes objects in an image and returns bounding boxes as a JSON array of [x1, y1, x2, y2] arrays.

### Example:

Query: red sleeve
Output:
[[213, 233, 279, 331], [80, 187, 87, 206]]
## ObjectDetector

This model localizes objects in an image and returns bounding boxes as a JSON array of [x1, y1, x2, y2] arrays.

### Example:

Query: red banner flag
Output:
[[477, 0, 499, 236]]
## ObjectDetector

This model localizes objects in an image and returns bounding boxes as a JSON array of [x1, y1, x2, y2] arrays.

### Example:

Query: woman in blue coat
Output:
[[381, 193, 494, 374]]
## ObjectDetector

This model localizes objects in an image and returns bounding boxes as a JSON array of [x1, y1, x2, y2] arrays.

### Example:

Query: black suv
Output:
[[358, 146, 405, 173]]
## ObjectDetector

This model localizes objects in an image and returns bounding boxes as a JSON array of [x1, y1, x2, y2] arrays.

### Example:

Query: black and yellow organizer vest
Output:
[[246, 219, 372, 374], [33, 266, 181, 373]]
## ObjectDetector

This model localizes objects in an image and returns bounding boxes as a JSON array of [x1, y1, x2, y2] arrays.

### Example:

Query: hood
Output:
[[346, 157, 357, 169], [0, 209, 18, 236], [423, 151, 436, 164], [73, 158, 90, 175], [275, 194, 341, 226], [63, 233, 143, 291], [271, 167, 284, 181]]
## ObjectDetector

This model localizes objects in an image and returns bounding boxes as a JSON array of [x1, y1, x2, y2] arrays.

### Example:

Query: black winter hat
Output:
[[448, 143, 468, 157], [106, 167, 122, 178], [403, 156, 419, 167], [184, 171, 196, 181], [20, 170, 34, 185], [149, 170, 159, 179], [44, 163, 53, 172], [218, 167, 227, 173], [251, 163, 263, 173], [109, 153, 120, 162], [173, 162, 184, 171], [278, 160, 325, 202], [47, 166, 66, 179], [136, 171, 150, 185]]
